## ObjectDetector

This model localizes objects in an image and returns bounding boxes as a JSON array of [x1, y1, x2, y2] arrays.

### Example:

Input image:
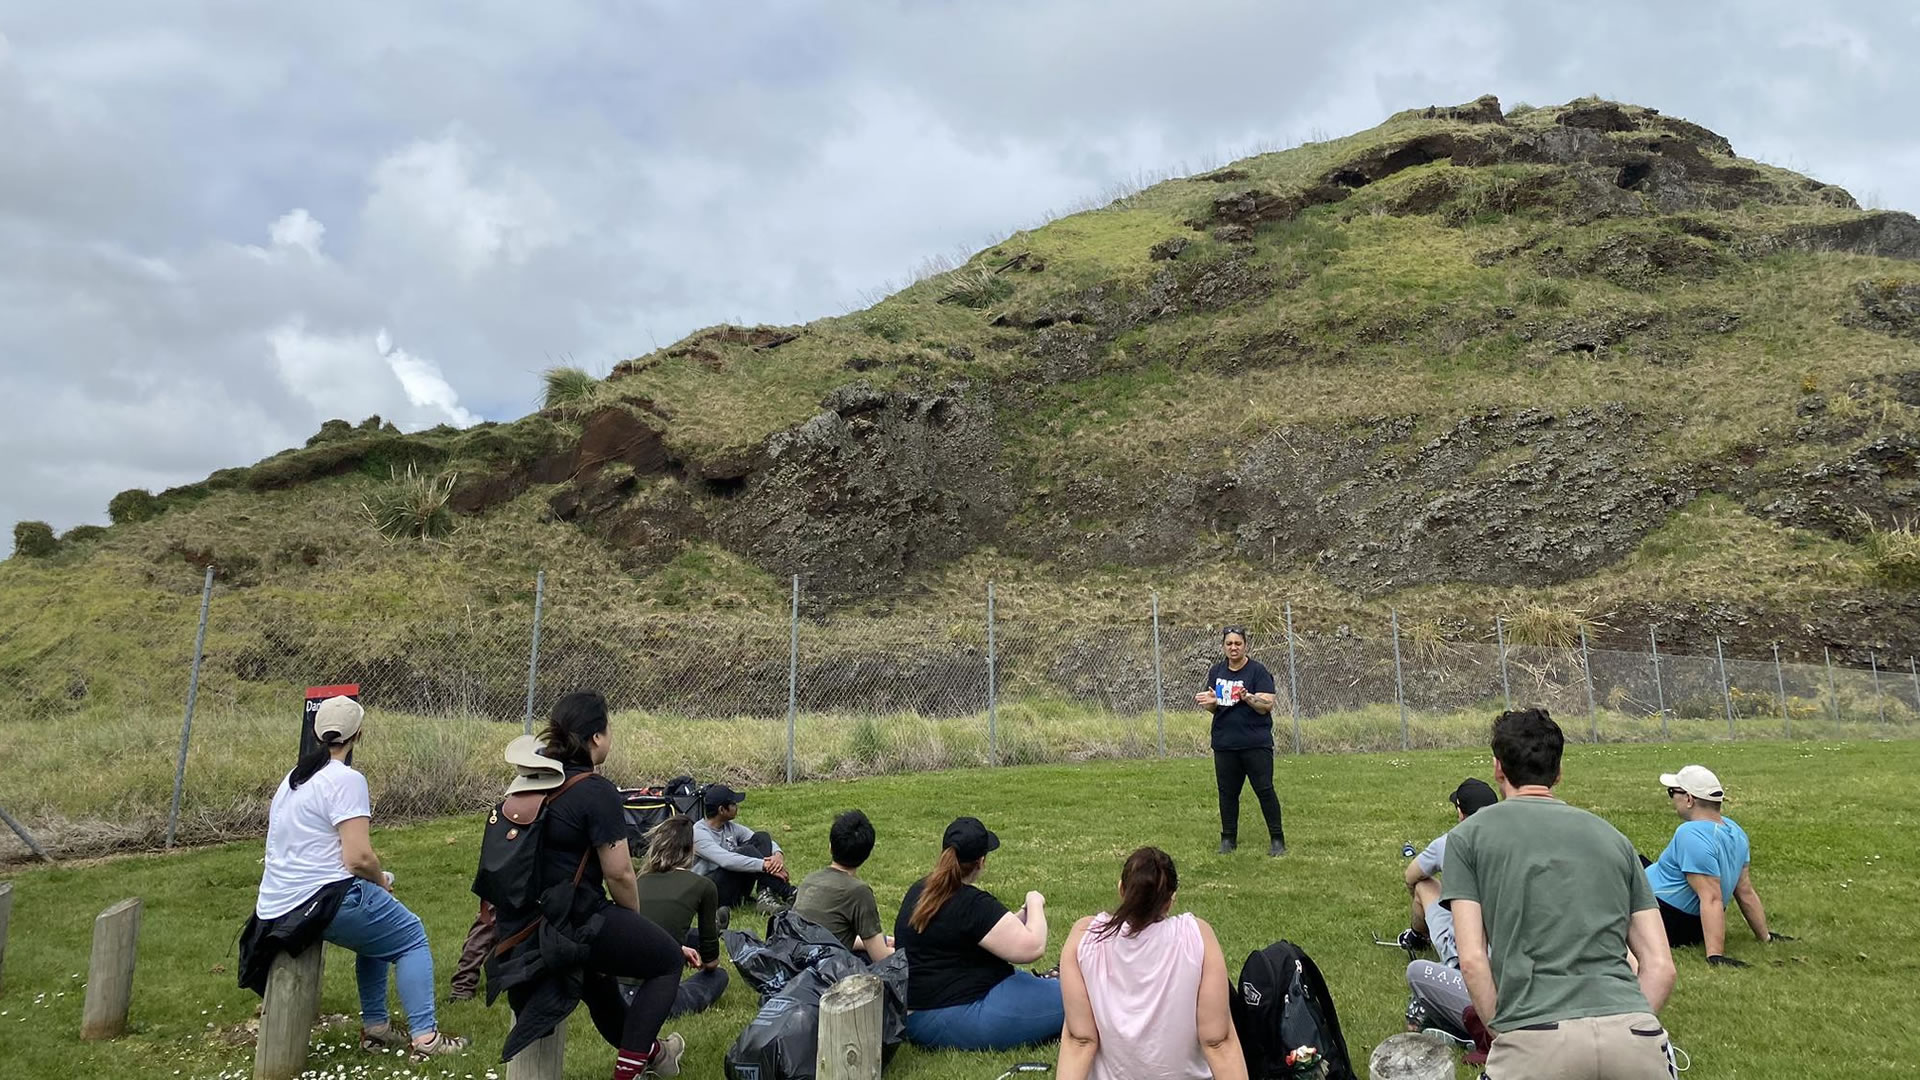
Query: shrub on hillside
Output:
[[13, 520, 57, 558], [1856, 511, 1920, 588], [542, 366, 602, 413], [107, 488, 160, 524], [60, 524, 108, 544], [938, 267, 1014, 309], [360, 462, 458, 542]]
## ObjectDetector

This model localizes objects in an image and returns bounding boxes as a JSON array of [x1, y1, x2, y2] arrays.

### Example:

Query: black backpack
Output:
[[471, 772, 593, 917], [620, 775, 705, 850], [1229, 940, 1355, 1080]]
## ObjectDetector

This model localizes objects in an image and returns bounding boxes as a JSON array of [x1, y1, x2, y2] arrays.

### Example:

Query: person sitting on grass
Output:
[[894, 817, 1064, 1051], [1057, 847, 1246, 1080], [1399, 777, 1498, 1062], [242, 696, 467, 1058], [634, 816, 730, 1017], [1642, 764, 1790, 967], [793, 809, 894, 961], [693, 784, 797, 917]]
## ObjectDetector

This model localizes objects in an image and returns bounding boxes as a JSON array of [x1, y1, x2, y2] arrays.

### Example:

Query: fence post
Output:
[[1495, 615, 1512, 711], [1392, 608, 1408, 751], [1284, 602, 1301, 755], [1649, 627, 1668, 738], [986, 582, 998, 768], [1775, 644, 1790, 739], [1911, 657, 1919, 727], [522, 570, 545, 735], [0, 804, 52, 863], [1871, 650, 1885, 725], [1716, 637, 1735, 740], [816, 973, 883, 1080], [506, 1010, 565, 1080], [1580, 625, 1597, 743], [1824, 646, 1838, 724], [164, 565, 216, 849], [254, 946, 325, 1080], [0, 881, 12, 993], [786, 575, 799, 785], [80, 898, 141, 1040], [1151, 592, 1165, 758]]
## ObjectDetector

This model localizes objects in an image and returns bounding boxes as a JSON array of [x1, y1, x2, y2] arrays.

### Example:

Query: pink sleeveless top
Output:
[[1077, 911, 1211, 1080]]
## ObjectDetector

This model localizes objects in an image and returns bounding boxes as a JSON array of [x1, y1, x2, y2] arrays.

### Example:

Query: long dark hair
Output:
[[288, 734, 355, 790], [909, 847, 984, 932], [541, 691, 610, 768], [1092, 846, 1178, 940]]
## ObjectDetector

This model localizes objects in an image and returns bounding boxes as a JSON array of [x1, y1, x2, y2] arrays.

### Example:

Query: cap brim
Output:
[[984, 831, 1000, 853], [1658, 773, 1682, 788]]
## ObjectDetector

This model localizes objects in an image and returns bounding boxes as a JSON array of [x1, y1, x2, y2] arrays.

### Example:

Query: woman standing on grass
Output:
[[244, 696, 467, 1058], [892, 817, 1064, 1051], [1196, 626, 1287, 855], [1057, 847, 1246, 1080]]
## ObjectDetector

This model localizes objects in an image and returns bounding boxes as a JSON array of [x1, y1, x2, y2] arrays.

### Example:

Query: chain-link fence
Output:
[[3, 571, 1916, 861]]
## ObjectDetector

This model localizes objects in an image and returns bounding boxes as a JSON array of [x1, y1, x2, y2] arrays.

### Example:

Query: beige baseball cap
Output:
[[1658, 764, 1724, 800], [504, 734, 564, 795], [312, 696, 364, 743]]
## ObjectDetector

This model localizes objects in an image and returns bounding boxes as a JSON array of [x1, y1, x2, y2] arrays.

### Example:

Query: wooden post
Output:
[[817, 973, 883, 1080], [1367, 1032, 1454, 1079], [507, 1010, 566, 1080], [0, 881, 12, 995], [80, 898, 141, 1040], [253, 945, 325, 1080]]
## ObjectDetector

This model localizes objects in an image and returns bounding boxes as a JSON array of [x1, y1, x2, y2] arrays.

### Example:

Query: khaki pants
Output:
[[1485, 1013, 1674, 1080]]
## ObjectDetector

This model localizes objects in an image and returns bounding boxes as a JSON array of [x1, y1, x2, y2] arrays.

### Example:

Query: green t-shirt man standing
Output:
[[1441, 708, 1678, 1079]]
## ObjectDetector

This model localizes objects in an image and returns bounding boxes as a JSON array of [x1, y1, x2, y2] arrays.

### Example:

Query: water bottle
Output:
[[1401, 841, 1417, 859]]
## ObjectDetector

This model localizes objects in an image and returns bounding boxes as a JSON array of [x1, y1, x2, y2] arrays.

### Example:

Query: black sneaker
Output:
[[1268, 839, 1288, 857], [1218, 838, 1237, 854], [1397, 928, 1432, 954]]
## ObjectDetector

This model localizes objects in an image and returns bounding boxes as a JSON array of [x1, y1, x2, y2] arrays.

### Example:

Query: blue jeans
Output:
[[322, 880, 438, 1034], [904, 972, 1065, 1051]]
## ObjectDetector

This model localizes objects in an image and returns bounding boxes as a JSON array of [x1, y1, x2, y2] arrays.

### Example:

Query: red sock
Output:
[[613, 1043, 657, 1080]]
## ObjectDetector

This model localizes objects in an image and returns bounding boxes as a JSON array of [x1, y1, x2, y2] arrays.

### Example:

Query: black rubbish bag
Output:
[[723, 910, 853, 998], [723, 950, 911, 1080]]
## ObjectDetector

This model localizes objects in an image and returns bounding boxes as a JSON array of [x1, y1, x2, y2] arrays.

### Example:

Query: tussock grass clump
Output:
[[1856, 510, 1920, 587], [542, 365, 604, 414], [1503, 603, 1595, 649], [360, 462, 458, 542], [1512, 275, 1570, 307], [938, 267, 1014, 309]]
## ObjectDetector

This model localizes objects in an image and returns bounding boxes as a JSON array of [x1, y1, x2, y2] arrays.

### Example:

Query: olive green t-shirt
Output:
[[793, 867, 884, 950], [634, 867, 721, 963], [1440, 795, 1656, 1031]]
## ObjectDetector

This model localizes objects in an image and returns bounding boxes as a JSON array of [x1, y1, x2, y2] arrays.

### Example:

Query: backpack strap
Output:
[[490, 771, 599, 960]]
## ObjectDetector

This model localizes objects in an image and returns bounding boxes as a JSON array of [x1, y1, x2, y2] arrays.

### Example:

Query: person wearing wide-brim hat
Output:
[[891, 817, 1064, 1051], [1642, 765, 1791, 965]]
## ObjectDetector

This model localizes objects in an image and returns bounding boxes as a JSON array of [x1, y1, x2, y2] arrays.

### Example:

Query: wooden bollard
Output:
[[508, 1010, 566, 1080], [254, 945, 326, 1080], [816, 973, 883, 1080], [80, 897, 142, 1040], [1368, 1032, 1454, 1080], [0, 881, 13, 994]]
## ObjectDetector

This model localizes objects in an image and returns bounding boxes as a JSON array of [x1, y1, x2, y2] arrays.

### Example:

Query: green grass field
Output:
[[2, 739, 1916, 1079]]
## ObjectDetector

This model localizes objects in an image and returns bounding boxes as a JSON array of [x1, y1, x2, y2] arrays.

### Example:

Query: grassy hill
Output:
[[8, 94, 1920, 724]]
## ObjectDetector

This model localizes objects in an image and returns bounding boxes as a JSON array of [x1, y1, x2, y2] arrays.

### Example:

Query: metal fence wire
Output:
[[2, 572, 1915, 861]]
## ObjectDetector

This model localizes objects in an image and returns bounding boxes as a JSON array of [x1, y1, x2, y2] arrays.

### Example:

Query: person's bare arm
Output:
[[1245, 692, 1274, 715], [335, 817, 385, 887], [856, 933, 896, 962], [1626, 907, 1676, 1011], [1687, 873, 1727, 957], [1195, 918, 1249, 1080], [1731, 866, 1771, 941], [981, 898, 1049, 965], [598, 839, 640, 912], [1452, 900, 1498, 1030], [1404, 856, 1431, 889], [1055, 917, 1098, 1080]]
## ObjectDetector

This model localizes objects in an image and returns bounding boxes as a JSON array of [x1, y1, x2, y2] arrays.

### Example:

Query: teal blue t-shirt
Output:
[[1645, 817, 1750, 915]]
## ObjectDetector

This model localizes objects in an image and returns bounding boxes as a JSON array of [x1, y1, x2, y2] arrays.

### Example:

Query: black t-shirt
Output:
[[1206, 658, 1276, 750], [893, 879, 1014, 1010], [527, 768, 628, 918]]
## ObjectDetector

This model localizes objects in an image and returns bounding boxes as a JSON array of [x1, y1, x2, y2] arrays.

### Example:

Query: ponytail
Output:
[[287, 745, 333, 790], [541, 690, 610, 768], [1092, 846, 1178, 940], [909, 848, 981, 932]]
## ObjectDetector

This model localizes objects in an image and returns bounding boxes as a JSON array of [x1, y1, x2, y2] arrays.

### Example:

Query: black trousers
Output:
[[701, 830, 796, 907], [1215, 747, 1285, 843], [580, 907, 684, 1052], [1637, 854, 1706, 948]]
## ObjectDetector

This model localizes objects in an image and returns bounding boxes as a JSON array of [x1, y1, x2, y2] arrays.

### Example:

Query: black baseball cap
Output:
[[1450, 778, 1498, 816], [703, 784, 747, 809], [942, 817, 1001, 862]]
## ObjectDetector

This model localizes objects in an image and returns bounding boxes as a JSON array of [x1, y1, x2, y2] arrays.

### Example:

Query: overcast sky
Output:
[[2, 2, 1916, 544]]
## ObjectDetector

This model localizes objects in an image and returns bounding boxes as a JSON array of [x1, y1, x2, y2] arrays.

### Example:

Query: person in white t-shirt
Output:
[[256, 697, 466, 1058]]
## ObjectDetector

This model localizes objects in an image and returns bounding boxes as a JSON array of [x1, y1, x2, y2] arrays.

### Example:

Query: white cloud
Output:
[[267, 208, 325, 257], [362, 135, 571, 278], [269, 320, 476, 429]]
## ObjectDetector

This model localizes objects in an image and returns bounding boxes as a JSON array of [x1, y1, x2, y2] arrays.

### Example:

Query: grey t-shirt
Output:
[[1441, 796, 1656, 1031]]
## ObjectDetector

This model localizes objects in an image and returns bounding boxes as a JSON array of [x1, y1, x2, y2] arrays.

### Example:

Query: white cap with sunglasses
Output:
[[1658, 764, 1724, 801]]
